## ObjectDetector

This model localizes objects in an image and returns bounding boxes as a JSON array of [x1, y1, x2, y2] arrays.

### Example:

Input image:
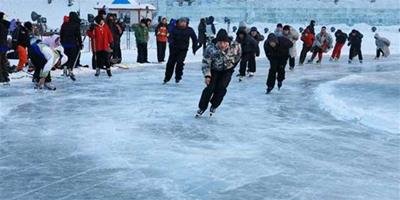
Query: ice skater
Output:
[[163, 17, 199, 84], [264, 33, 293, 94], [374, 33, 391, 59], [28, 38, 68, 90], [307, 26, 333, 64], [282, 25, 299, 70], [330, 29, 348, 61], [348, 29, 363, 64], [196, 29, 241, 117]]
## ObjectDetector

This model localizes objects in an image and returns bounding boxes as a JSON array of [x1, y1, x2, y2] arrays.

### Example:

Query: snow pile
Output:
[[315, 71, 400, 134]]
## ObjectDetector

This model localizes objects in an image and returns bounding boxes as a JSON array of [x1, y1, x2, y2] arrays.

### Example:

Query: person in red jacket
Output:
[[156, 17, 168, 63], [299, 28, 315, 65], [87, 17, 113, 77]]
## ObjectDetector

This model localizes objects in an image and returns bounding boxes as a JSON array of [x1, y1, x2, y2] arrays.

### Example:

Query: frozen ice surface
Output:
[[0, 55, 399, 200]]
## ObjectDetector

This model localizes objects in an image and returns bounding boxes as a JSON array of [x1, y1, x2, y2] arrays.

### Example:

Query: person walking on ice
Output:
[[196, 29, 241, 117], [374, 33, 391, 59]]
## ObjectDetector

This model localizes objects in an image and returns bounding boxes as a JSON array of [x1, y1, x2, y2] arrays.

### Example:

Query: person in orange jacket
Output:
[[87, 17, 113, 77], [156, 17, 168, 63], [299, 28, 315, 65]]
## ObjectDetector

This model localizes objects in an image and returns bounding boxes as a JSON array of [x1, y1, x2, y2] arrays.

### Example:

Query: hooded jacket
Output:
[[236, 29, 260, 56], [334, 30, 348, 44], [375, 33, 391, 57], [348, 30, 363, 48]]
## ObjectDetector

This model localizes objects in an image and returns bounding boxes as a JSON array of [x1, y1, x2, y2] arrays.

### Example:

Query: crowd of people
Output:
[[0, 10, 393, 116]]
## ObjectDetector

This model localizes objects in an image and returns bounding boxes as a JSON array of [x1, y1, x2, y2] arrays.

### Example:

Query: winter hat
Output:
[[140, 18, 147, 24], [310, 20, 316, 26], [276, 23, 283, 28], [94, 16, 102, 24], [24, 21, 33, 31], [267, 33, 278, 43], [98, 9, 106, 16], [283, 25, 291, 31], [250, 27, 258, 32], [216, 29, 230, 42], [236, 28, 247, 37], [178, 17, 188, 23]]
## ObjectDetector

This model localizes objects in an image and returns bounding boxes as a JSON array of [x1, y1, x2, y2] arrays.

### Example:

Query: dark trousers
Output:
[[0, 52, 10, 83], [198, 69, 234, 111], [64, 47, 79, 70], [239, 53, 256, 75], [91, 53, 97, 69], [349, 46, 363, 61], [113, 41, 122, 63], [137, 43, 148, 63], [164, 49, 188, 82], [376, 49, 384, 58], [157, 41, 167, 62], [266, 57, 287, 89], [289, 57, 295, 68], [299, 45, 312, 64], [32, 65, 52, 83], [96, 51, 111, 70]]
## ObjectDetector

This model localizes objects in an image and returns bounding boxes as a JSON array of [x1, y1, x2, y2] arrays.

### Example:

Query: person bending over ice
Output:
[[196, 29, 241, 117], [264, 33, 293, 94], [28, 38, 68, 90]]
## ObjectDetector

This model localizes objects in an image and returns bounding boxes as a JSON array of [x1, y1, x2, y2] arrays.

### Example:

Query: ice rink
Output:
[[0, 55, 399, 200]]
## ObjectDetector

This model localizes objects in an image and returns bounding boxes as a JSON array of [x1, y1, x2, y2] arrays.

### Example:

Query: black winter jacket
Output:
[[170, 26, 198, 52], [60, 12, 82, 49], [264, 36, 293, 60]]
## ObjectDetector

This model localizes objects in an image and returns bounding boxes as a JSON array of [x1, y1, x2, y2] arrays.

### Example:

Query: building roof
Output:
[[95, 0, 156, 11]]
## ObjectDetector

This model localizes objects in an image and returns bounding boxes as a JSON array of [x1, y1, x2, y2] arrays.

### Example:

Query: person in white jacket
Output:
[[374, 33, 391, 59], [307, 26, 333, 64], [282, 25, 299, 70], [28, 38, 68, 90]]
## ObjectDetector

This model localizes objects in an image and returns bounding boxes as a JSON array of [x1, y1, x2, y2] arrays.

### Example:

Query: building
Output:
[[94, 0, 156, 25]]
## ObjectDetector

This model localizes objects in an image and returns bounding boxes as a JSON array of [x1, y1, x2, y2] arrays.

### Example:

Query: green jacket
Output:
[[134, 25, 149, 44]]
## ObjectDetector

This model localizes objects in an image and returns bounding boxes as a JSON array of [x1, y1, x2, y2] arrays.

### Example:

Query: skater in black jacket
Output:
[[236, 29, 259, 80], [60, 11, 82, 80], [264, 33, 293, 94], [163, 18, 199, 84], [348, 29, 363, 64]]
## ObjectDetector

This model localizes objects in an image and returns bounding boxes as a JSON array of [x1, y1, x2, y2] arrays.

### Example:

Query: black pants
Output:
[[113, 41, 122, 63], [289, 57, 295, 68], [157, 41, 167, 62], [198, 69, 234, 111], [0, 52, 10, 83], [349, 46, 363, 61], [137, 43, 148, 63], [91, 53, 97, 69], [32, 65, 51, 83], [376, 49, 384, 58], [239, 53, 256, 76], [266, 57, 287, 89], [164, 49, 188, 82], [299, 45, 312, 64], [64, 47, 79, 70], [96, 51, 111, 70]]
